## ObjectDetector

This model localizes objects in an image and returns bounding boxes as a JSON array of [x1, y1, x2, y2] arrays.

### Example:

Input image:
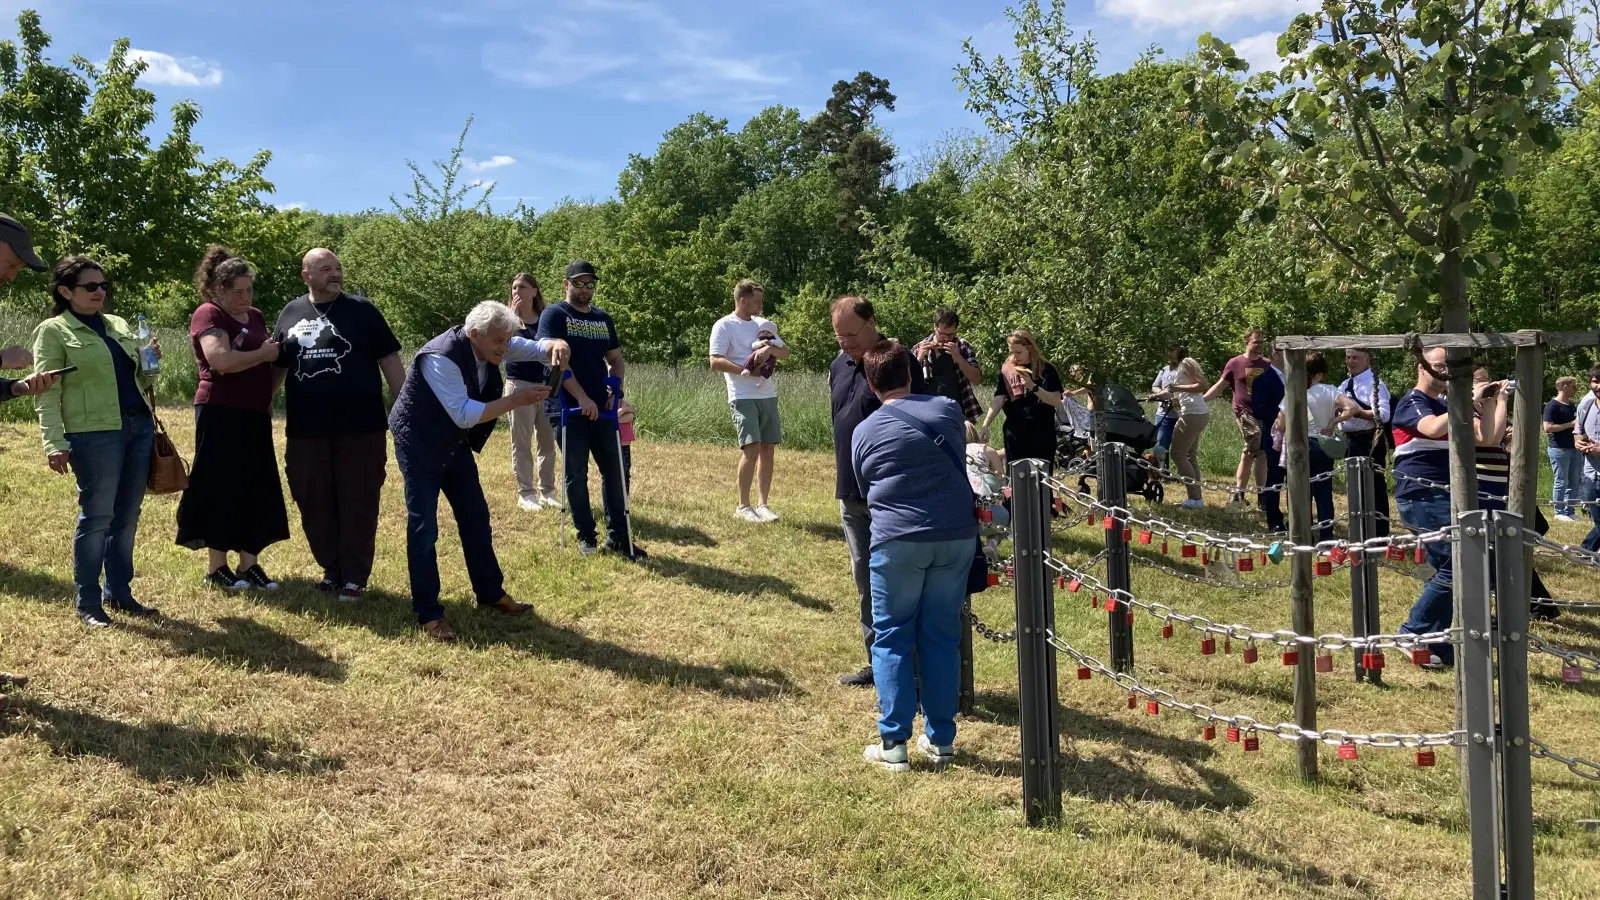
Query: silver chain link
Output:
[[1529, 738, 1600, 782], [1045, 630, 1465, 749], [964, 596, 1017, 644], [1526, 634, 1600, 675], [1124, 450, 1339, 496], [1526, 533, 1600, 572]]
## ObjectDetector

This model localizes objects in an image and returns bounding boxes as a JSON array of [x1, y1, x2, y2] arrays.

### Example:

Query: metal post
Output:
[[1457, 510, 1502, 900], [1493, 510, 1534, 900], [959, 599, 975, 716], [1099, 442, 1134, 673], [1344, 456, 1383, 686], [1509, 337, 1544, 602], [1283, 348, 1318, 781], [1010, 459, 1060, 827]]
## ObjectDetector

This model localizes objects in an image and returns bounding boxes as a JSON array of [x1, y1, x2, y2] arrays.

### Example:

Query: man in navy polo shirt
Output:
[[1392, 346, 1454, 667], [830, 296, 925, 687]]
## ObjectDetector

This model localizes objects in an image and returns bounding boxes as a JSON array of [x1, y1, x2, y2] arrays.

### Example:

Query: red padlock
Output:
[[1243, 734, 1260, 752], [979, 507, 994, 523], [1139, 529, 1153, 545], [1201, 637, 1217, 656], [1410, 647, 1433, 666], [1104, 596, 1118, 613], [1066, 578, 1083, 593], [1126, 611, 1135, 626], [986, 572, 1000, 586], [1315, 651, 1335, 674], [1259, 551, 1267, 566], [1103, 516, 1117, 531], [1315, 560, 1333, 578], [1087, 513, 1096, 527], [1122, 527, 1134, 543], [1056, 576, 1067, 590], [1202, 725, 1216, 741], [1181, 544, 1197, 559], [1562, 665, 1583, 684], [1282, 649, 1301, 666], [1160, 540, 1169, 555], [1224, 637, 1233, 655], [1330, 546, 1349, 565], [1006, 565, 1015, 578], [1243, 644, 1259, 664], [1202, 551, 1211, 566], [1161, 622, 1174, 640], [1127, 694, 1137, 710], [1386, 544, 1405, 562], [1146, 700, 1160, 716], [1076, 666, 1091, 680], [1416, 750, 1436, 767], [1053, 497, 1066, 515], [1004, 485, 1013, 501], [1226, 726, 1241, 743], [1363, 652, 1386, 671], [1338, 742, 1358, 761], [1414, 545, 1426, 565], [1237, 555, 1254, 573]]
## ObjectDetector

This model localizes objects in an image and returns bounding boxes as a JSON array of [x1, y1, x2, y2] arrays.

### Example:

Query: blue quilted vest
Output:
[[389, 327, 502, 473]]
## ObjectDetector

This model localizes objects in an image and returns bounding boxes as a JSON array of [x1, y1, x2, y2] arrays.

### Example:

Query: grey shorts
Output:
[[730, 397, 782, 447]]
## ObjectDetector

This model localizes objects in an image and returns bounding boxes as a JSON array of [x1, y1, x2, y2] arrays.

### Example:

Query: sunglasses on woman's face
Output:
[[75, 281, 111, 293]]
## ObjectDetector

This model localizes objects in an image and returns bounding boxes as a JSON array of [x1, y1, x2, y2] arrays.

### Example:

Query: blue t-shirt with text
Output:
[[536, 301, 620, 410]]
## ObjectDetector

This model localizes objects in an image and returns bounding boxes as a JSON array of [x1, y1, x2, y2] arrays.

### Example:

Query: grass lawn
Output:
[[1, 411, 1598, 899]]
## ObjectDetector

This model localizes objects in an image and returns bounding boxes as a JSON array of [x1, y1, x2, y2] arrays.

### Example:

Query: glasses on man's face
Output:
[[834, 321, 871, 345], [571, 280, 596, 291], [75, 281, 111, 294]]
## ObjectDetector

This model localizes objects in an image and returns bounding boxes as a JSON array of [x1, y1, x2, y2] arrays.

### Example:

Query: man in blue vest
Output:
[[390, 301, 570, 642]]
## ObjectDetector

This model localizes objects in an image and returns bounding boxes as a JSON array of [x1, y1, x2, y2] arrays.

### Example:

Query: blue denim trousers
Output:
[[396, 443, 504, 625], [1154, 411, 1178, 467], [1398, 490, 1455, 664], [1583, 474, 1600, 553], [868, 536, 971, 747], [67, 416, 155, 614], [1548, 447, 1583, 517]]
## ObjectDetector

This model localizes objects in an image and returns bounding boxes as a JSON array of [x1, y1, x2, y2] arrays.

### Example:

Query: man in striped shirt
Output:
[[1392, 347, 1454, 667]]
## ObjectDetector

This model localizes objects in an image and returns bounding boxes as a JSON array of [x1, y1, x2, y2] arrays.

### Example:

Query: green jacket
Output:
[[32, 311, 154, 455]]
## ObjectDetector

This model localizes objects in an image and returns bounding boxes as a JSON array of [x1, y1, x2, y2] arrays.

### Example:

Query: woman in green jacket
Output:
[[33, 256, 163, 627]]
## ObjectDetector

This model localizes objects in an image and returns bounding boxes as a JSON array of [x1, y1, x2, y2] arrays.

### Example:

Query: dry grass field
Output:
[[0, 412, 1597, 899]]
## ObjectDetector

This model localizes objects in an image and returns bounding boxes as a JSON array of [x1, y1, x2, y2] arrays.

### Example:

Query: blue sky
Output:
[[16, 0, 1312, 213]]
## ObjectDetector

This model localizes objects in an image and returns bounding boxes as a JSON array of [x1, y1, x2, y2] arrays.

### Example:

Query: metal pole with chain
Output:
[[1458, 510, 1501, 900], [1493, 510, 1534, 900], [1344, 455, 1380, 684], [1010, 459, 1060, 826], [959, 598, 975, 716], [1100, 442, 1134, 673]]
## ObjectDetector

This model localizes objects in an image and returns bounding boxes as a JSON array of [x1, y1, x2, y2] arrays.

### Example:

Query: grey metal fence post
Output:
[[1345, 456, 1383, 685], [1099, 442, 1134, 673], [959, 602, 975, 716], [1457, 510, 1502, 900], [1011, 458, 1060, 827], [1493, 510, 1534, 900]]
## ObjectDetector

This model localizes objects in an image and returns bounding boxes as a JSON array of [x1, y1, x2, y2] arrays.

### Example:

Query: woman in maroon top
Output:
[[174, 246, 290, 589]]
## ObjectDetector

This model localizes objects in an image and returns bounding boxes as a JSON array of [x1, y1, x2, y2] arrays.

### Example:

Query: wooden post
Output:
[[1282, 348, 1318, 782], [1509, 333, 1544, 599]]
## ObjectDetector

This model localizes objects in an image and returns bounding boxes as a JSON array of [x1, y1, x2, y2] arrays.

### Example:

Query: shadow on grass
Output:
[[1211, 676, 1297, 706], [1145, 825, 1373, 892], [631, 516, 716, 547], [7, 698, 343, 783], [0, 560, 74, 604], [263, 579, 801, 701], [789, 520, 844, 543], [642, 555, 834, 612], [122, 616, 347, 682]]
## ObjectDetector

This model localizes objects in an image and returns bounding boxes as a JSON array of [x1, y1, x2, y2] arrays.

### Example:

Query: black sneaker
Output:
[[577, 540, 599, 557], [79, 609, 112, 628], [839, 666, 874, 688], [107, 597, 158, 619], [602, 539, 647, 561], [239, 564, 279, 591], [205, 566, 246, 590], [316, 577, 339, 593]]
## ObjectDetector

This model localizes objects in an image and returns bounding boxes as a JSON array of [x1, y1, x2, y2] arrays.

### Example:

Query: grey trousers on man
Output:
[[840, 498, 874, 657]]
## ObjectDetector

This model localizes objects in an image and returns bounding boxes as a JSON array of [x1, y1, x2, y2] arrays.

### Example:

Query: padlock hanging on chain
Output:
[[1282, 649, 1301, 666], [1410, 647, 1433, 666], [1223, 636, 1233, 655], [1103, 515, 1117, 531], [1103, 595, 1118, 613], [1160, 539, 1169, 555], [1181, 543, 1197, 559], [1138, 529, 1153, 545], [1363, 651, 1385, 671], [1413, 545, 1426, 565], [1226, 726, 1241, 743], [1267, 541, 1287, 564], [1243, 642, 1258, 664], [1146, 699, 1159, 716], [1161, 621, 1174, 640], [1200, 637, 1217, 656], [1126, 694, 1137, 710], [1066, 577, 1082, 593], [1243, 732, 1260, 752], [1329, 545, 1349, 565], [1202, 724, 1216, 741], [1237, 554, 1254, 573], [1415, 749, 1436, 767], [1562, 664, 1584, 684], [1122, 527, 1133, 543], [1076, 666, 1091, 680], [1315, 650, 1335, 673], [1386, 543, 1406, 562], [1315, 559, 1333, 577], [1337, 741, 1358, 760]]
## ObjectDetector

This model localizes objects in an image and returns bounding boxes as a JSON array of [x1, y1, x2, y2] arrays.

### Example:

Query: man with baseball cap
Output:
[[536, 260, 643, 559], [0, 212, 60, 714]]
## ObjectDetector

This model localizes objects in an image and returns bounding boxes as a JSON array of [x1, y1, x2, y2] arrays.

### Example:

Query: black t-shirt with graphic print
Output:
[[272, 293, 402, 438]]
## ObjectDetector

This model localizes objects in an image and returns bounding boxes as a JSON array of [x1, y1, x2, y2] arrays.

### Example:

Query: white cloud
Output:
[[1233, 31, 1288, 73], [465, 154, 517, 172], [126, 48, 224, 87], [277, 201, 305, 211], [1096, 0, 1311, 30]]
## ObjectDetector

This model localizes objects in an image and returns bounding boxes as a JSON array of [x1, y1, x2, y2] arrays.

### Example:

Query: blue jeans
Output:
[[1398, 490, 1455, 664], [67, 416, 155, 615], [1584, 474, 1600, 553], [868, 536, 971, 747], [1259, 449, 1286, 532], [397, 443, 504, 624], [1549, 447, 1583, 517], [1308, 441, 1336, 543], [559, 415, 629, 546], [1154, 411, 1177, 466]]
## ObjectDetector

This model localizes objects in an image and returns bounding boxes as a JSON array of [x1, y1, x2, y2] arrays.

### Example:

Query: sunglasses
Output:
[[75, 281, 112, 293], [571, 280, 597, 290]]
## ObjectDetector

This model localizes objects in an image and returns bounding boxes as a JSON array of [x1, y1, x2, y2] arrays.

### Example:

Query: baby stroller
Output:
[[1057, 383, 1164, 505]]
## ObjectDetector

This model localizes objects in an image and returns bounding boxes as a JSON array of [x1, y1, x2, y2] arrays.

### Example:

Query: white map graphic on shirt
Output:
[[286, 316, 352, 381]]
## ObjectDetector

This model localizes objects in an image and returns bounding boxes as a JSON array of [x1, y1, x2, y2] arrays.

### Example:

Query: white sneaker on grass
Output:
[[917, 734, 954, 767], [517, 496, 541, 512], [1555, 513, 1578, 523], [735, 505, 765, 523], [754, 504, 779, 522], [539, 491, 562, 510], [863, 741, 911, 772]]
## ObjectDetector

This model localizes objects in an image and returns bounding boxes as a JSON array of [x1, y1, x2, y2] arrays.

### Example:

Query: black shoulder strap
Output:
[[879, 402, 965, 476]]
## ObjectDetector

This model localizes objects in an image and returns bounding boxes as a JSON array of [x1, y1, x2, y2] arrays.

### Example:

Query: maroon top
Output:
[[190, 301, 273, 413]]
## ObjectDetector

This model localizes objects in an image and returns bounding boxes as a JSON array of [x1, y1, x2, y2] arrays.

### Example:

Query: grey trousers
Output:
[[840, 498, 873, 658]]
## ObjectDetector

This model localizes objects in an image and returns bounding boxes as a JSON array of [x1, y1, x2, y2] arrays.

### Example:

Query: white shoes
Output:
[[736, 505, 779, 523], [1555, 513, 1578, 523], [754, 504, 778, 522], [539, 491, 563, 510], [517, 496, 541, 512], [863, 742, 911, 772], [917, 734, 954, 767]]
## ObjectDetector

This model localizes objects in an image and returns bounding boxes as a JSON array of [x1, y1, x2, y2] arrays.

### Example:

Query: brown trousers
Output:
[[285, 432, 388, 587]]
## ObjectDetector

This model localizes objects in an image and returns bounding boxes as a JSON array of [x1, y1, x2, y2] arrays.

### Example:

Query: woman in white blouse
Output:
[[1275, 352, 1358, 540]]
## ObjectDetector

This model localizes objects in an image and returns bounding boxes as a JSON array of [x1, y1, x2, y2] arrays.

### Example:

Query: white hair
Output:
[[465, 300, 521, 337]]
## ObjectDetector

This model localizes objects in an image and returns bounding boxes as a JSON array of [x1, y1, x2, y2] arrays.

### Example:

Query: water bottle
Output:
[[135, 314, 160, 376]]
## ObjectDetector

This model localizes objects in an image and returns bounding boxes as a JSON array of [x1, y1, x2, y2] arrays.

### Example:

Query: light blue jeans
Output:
[[1398, 490, 1455, 665], [67, 416, 155, 615], [1548, 447, 1583, 517], [868, 536, 971, 747]]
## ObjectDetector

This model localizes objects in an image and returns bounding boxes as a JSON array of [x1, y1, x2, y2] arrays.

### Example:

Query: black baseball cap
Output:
[[565, 260, 598, 282], [0, 214, 46, 271]]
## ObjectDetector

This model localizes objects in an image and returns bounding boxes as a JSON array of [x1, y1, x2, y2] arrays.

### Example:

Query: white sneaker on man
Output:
[[539, 491, 563, 510], [517, 496, 541, 512], [735, 505, 765, 523], [916, 734, 954, 767], [1555, 513, 1578, 523], [863, 741, 911, 772], [754, 504, 779, 522]]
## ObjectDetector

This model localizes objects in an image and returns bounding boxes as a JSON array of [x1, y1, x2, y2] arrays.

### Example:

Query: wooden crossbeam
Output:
[[1275, 331, 1600, 351]]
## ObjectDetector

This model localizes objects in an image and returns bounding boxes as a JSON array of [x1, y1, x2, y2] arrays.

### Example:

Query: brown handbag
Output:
[[146, 389, 189, 494]]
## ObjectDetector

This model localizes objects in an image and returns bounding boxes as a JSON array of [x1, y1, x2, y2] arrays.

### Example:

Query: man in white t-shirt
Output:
[[709, 279, 790, 522]]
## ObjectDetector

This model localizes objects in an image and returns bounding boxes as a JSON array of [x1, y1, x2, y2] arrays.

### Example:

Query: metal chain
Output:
[[1524, 597, 1600, 611], [1526, 533, 1600, 572], [1042, 552, 1457, 650], [1046, 630, 1465, 749], [1125, 451, 1337, 496], [1529, 738, 1600, 782], [1526, 634, 1600, 675], [1382, 466, 1598, 511], [964, 596, 1017, 644], [1127, 553, 1295, 591]]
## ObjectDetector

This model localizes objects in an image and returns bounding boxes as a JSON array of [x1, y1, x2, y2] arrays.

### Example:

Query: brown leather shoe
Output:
[[485, 596, 532, 616], [421, 619, 457, 642], [0, 673, 28, 690]]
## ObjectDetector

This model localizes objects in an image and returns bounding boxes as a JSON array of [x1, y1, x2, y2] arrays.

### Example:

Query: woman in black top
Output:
[[981, 330, 1063, 471], [505, 273, 560, 510]]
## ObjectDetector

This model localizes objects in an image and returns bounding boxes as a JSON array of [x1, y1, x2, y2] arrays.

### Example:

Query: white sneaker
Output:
[[1182, 499, 1206, 510], [754, 504, 779, 522], [917, 734, 954, 767], [539, 491, 562, 510], [735, 505, 765, 523], [863, 742, 911, 772], [517, 496, 541, 512], [1555, 513, 1578, 523]]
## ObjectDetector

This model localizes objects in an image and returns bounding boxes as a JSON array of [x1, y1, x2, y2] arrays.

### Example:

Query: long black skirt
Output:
[[175, 404, 290, 555]]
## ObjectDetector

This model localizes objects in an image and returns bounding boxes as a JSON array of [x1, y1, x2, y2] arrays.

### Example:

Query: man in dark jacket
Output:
[[390, 301, 569, 642]]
